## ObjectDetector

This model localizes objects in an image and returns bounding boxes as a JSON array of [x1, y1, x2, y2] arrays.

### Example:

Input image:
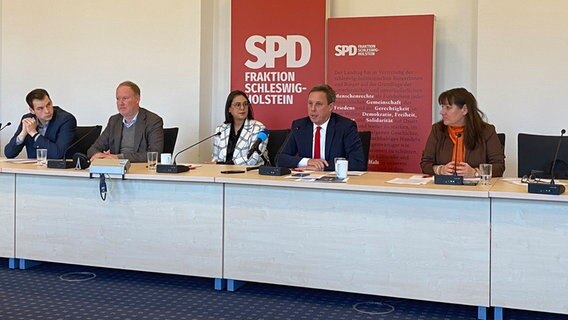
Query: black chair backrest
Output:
[[163, 127, 179, 154], [497, 133, 505, 148], [69, 125, 102, 157], [267, 129, 290, 166], [359, 131, 371, 165], [518, 133, 568, 178]]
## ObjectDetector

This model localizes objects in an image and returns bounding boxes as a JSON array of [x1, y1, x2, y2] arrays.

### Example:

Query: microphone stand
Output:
[[157, 132, 221, 173], [258, 128, 295, 176], [48, 126, 100, 169], [528, 129, 566, 195]]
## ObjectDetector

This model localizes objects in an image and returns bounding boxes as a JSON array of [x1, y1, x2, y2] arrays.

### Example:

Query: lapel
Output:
[[133, 108, 146, 151], [111, 115, 124, 154], [324, 113, 337, 159], [236, 119, 253, 152], [43, 107, 58, 139], [300, 120, 314, 158], [219, 123, 231, 152]]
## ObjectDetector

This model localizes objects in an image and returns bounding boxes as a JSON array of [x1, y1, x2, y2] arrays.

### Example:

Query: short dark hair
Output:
[[224, 90, 254, 124], [309, 84, 336, 104], [25, 89, 51, 109], [117, 81, 141, 97]]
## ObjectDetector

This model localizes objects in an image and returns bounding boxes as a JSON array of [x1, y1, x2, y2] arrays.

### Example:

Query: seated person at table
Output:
[[87, 81, 163, 163], [276, 84, 366, 171], [212, 90, 267, 165], [4, 88, 77, 159], [420, 87, 505, 177]]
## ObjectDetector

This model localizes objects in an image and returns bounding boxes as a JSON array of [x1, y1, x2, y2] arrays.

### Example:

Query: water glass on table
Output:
[[335, 157, 349, 179], [147, 151, 158, 170], [36, 148, 47, 166], [479, 163, 492, 185]]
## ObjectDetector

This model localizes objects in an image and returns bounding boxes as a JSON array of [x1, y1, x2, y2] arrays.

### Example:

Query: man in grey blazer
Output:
[[87, 81, 164, 163]]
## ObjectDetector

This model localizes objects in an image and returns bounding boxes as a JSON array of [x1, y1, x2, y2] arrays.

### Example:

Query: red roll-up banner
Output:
[[328, 15, 435, 172], [231, 0, 327, 130]]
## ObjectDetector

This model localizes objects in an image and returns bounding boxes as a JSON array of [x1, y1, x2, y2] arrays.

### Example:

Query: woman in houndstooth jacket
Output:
[[212, 90, 267, 165]]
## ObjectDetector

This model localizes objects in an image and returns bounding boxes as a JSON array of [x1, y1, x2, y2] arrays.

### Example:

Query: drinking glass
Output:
[[479, 163, 492, 185], [36, 148, 47, 166]]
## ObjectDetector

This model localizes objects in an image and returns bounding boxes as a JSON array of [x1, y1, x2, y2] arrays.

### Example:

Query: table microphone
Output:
[[157, 132, 221, 173], [258, 126, 299, 176], [247, 129, 270, 159], [0, 122, 12, 132], [528, 129, 566, 195], [434, 132, 464, 185], [47, 126, 101, 169]]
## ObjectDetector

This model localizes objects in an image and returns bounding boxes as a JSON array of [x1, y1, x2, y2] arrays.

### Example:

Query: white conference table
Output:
[[0, 161, 224, 279], [217, 171, 492, 309], [489, 179, 568, 317], [2, 161, 567, 319]]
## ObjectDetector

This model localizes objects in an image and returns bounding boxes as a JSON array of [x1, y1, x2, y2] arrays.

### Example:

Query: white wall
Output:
[[478, 0, 568, 177], [0, 0, 202, 162]]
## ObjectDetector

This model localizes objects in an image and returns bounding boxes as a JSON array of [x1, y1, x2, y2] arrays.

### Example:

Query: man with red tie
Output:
[[276, 84, 366, 171]]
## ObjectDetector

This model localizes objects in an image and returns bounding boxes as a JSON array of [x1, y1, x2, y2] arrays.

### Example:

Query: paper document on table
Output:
[[285, 174, 325, 181], [317, 176, 349, 183], [386, 175, 432, 185], [0, 158, 37, 164]]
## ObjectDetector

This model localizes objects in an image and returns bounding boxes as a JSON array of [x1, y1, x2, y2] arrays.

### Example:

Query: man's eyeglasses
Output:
[[231, 102, 250, 109]]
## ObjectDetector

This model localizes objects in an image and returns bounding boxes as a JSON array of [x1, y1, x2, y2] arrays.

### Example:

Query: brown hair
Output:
[[438, 87, 487, 150]]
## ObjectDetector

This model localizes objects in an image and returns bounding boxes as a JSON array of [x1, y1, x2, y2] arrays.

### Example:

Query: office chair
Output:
[[267, 129, 290, 166], [68, 125, 102, 157], [163, 127, 179, 154], [358, 131, 371, 165], [497, 133, 505, 148], [517, 133, 568, 178]]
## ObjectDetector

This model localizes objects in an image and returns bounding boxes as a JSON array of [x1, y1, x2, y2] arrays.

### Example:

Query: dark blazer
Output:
[[276, 113, 366, 171], [420, 121, 505, 177], [87, 107, 164, 163], [4, 106, 77, 159]]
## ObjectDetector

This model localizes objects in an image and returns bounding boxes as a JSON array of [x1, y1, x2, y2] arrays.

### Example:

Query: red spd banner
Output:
[[231, 0, 326, 130], [328, 15, 435, 173]]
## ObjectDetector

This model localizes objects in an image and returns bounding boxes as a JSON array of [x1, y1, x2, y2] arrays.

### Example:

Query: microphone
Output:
[[247, 129, 270, 159], [528, 129, 566, 195], [0, 122, 12, 132], [434, 132, 464, 185], [47, 126, 100, 169], [157, 132, 221, 173], [258, 126, 299, 176], [453, 133, 461, 176]]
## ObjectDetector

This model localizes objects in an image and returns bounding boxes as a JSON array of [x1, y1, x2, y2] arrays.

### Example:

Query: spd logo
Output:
[[245, 35, 311, 69], [334, 45, 357, 56]]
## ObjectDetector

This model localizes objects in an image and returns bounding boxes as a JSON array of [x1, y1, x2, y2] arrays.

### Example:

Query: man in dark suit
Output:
[[87, 81, 163, 163], [276, 84, 366, 171], [4, 89, 77, 159]]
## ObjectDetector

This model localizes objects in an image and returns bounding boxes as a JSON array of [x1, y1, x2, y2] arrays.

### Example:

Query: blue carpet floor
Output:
[[0, 259, 567, 320]]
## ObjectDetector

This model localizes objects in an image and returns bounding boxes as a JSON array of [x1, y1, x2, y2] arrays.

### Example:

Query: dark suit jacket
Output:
[[4, 107, 77, 159], [276, 113, 366, 171], [420, 121, 505, 177], [87, 108, 164, 163]]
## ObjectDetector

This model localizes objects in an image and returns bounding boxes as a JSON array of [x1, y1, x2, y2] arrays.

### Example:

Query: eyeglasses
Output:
[[231, 102, 250, 109]]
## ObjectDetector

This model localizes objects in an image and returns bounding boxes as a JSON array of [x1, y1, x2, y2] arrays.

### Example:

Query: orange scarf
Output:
[[448, 126, 465, 164]]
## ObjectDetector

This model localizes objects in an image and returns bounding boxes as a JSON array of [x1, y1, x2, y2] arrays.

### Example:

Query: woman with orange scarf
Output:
[[420, 88, 505, 177]]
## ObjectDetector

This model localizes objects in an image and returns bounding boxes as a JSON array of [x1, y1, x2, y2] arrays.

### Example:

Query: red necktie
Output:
[[314, 126, 321, 159]]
